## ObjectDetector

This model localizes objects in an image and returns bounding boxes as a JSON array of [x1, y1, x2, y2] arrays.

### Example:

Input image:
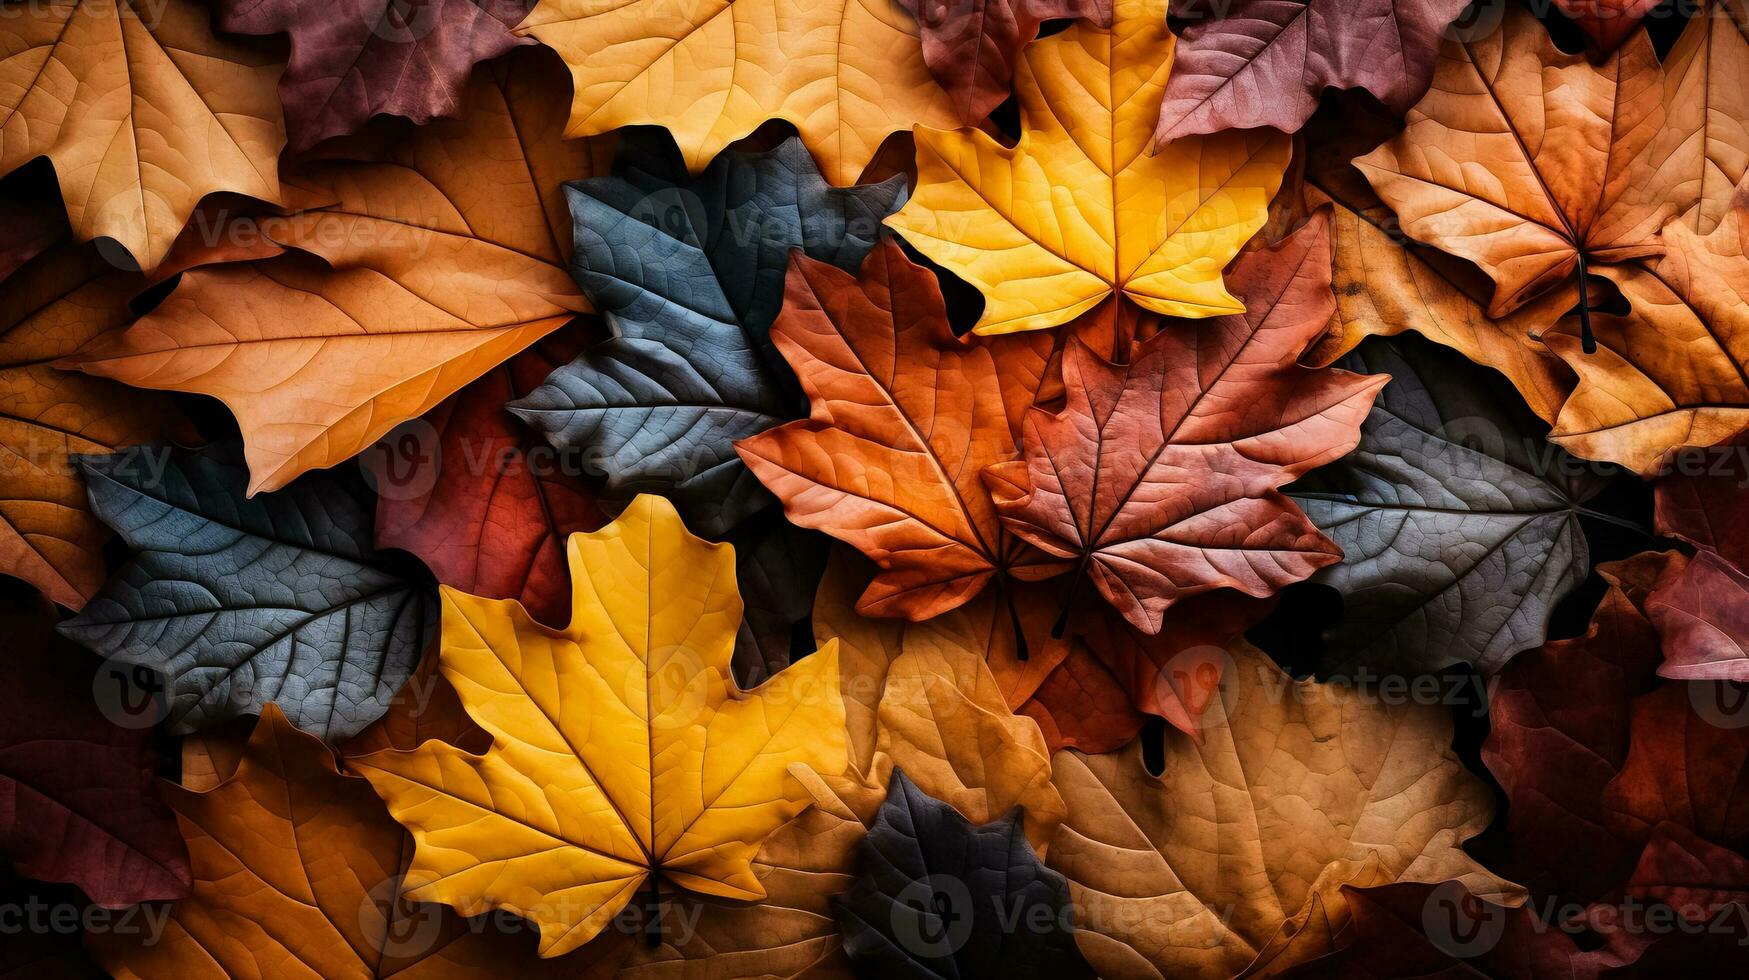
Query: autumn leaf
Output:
[[510, 133, 904, 537], [1278, 881, 1637, 979], [899, 0, 1112, 124], [62, 50, 605, 495], [0, 244, 192, 609], [886, 0, 1290, 334], [1603, 681, 1749, 850], [1478, 552, 1670, 906], [1289, 334, 1609, 677], [832, 770, 1094, 978], [514, 0, 960, 184], [1291, 103, 1576, 423], [985, 214, 1384, 634], [1153, 0, 1472, 141], [350, 495, 848, 956], [1553, 0, 1663, 53], [214, 0, 536, 151], [1356, 3, 1686, 339], [367, 326, 605, 630], [58, 443, 436, 741], [89, 705, 588, 980], [737, 239, 1053, 622], [1047, 641, 1521, 978], [1663, 1, 1749, 234], [0, 0, 285, 271], [970, 574, 1271, 752], [1647, 438, 1749, 678], [1544, 193, 1749, 475], [1, 595, 190, 908]]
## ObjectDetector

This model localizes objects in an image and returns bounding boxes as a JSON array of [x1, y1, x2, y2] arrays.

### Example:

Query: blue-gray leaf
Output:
[[510, 132, 906, 536], [58, 443, 434, 741], [1289, 334, 1610, 677]]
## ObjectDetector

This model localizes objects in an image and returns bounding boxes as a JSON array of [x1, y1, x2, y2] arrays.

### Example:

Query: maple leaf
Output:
[[899, 0, 1112, 124], [1290, 103, 1576, 423], [736, 239, 1053, 622], [350, 495, 848, 956], [214, 0, 536, 151], [1289, 333, 1609, 677], [1356, 3, 1688, 344], [832, 770, 1094, 978], [0, 595, 190, 908], [0, 0, 285, 271], [984, 214, 1384, 634], [1553, 0, 1663, 53], [89, 705, 585, 980], [886, 0, 1290, 334], [59, 443, 437, 741], [513, 0, 960, 185], [62, 50, 604, 495], [1153, 0, 1472, 141], [1546, 194, 1749, 475], [1048, 641, 1522, 979], [0, 244, 192, 609], [509, 133, 904, 538]]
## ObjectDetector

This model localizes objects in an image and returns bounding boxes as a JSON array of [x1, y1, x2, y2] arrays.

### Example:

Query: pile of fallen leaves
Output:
[[3, 0, 1747, 976]]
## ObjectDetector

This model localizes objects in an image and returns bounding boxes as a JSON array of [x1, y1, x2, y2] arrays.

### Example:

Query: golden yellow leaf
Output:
[[60, 51, 604, 494], [515, 0, 959, 185], [350, 495, 848, 958], [1048, 641, 1522, 978], [885, 0, 1290, 334], [619, 551, 1066, 976], [0, 0, 285, 271]]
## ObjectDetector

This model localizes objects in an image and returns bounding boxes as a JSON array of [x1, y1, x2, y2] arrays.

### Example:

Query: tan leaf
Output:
[[62, 51, 606, 494], [0, 245, 190, 608], [1048, 642, 1522, 978], [0, 0, 285, 270]]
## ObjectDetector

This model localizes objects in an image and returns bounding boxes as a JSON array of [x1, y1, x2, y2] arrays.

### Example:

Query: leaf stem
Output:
[[1573, 504, 1652, 537], [1576, 251, 1596, 354], [1052, 553, 1094, 640], [644, 870, 662, 948], [999, 576, 1030, 662]]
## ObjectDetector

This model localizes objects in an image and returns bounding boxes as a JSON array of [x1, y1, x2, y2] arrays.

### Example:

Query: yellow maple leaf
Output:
[[515, 0, 959, 185], [885, 0, 1290, 334], [352, 494, 848, 957]]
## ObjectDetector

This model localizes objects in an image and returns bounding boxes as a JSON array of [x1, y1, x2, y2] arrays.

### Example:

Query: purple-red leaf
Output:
[[216, 0, 536, 150], [1155, 0, 1472, 141]]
